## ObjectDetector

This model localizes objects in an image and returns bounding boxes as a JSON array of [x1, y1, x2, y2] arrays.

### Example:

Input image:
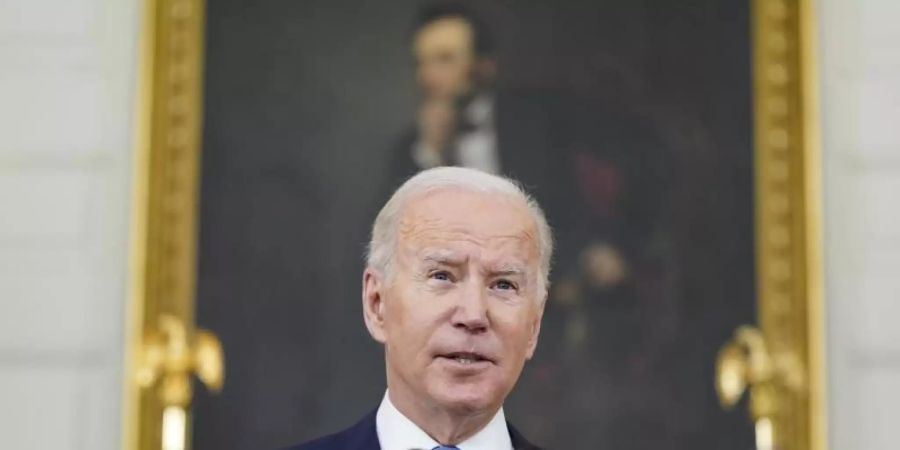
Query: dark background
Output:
[[193, 0, 757, 449]]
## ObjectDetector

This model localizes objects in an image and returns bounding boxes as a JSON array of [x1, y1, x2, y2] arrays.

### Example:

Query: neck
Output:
[[386, 380, 498, 445], [454, 87, 490, 111]]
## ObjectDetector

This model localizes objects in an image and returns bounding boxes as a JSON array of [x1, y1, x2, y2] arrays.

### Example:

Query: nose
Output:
[[451, 280, 489, 334]]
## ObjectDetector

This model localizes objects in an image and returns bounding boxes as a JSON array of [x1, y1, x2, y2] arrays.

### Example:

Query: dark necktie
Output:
[[432, 446, 460, 450]]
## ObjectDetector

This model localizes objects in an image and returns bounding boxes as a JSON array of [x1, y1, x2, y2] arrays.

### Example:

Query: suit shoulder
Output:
[[281, 431, 345, 450], [281, 410, 379, 450]]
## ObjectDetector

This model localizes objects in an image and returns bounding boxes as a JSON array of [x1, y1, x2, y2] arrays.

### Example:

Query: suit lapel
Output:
[[321, 409, 380, 450], [507, 421, 542, 450], [354, 410, 381, 450]]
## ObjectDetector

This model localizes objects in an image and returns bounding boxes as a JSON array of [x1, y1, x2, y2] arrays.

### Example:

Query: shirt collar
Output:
[[375, 390, 513, 450], [462, 93, 495, 128]]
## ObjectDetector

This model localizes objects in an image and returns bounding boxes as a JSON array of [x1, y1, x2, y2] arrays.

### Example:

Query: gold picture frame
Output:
[[123, 0, 206, 448], [748, 0, 825, 449], [121, 0, 826, 449]]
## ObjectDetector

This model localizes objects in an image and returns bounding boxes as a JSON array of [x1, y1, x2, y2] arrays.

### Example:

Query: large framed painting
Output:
[[123, 0, 825, 449]]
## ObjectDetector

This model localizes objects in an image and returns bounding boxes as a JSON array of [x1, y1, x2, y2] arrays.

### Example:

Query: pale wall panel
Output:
[[0, 0, 95, 39], [0, 270, 106, 354], [0, 0, 139, 449], [0, 71, 103, 156], [0, 367, 80, 450], [0, 171, 90, 239], [857, 367, 900, 450], [855, 272, 900, 353], [857, 173, 900, 248], [78, 365, 122, 450], [858, 75, 900, 153], [822, 0, 900, 449]]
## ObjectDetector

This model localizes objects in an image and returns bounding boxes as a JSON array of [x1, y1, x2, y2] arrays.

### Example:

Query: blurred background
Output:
[[0, 0, 898, 449]]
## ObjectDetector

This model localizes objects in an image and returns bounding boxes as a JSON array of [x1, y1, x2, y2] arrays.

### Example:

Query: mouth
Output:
[[436, 352, 495, 365]]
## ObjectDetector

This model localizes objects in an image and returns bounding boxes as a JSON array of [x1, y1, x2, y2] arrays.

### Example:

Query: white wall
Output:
[[0, 0, 140, 449], [820, 0, 900, 449]]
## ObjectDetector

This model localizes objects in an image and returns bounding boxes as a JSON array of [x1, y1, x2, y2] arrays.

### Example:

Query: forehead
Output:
[[397, 189, 538, 263], [413, 17, 474, 55]]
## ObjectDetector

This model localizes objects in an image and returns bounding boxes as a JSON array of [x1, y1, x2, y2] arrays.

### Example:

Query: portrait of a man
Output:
[[385, 3, 662, 297], [192, 0, 756, 448]]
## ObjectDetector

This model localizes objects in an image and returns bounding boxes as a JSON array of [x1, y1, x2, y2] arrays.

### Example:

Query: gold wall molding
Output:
[[123, 0, 206, 449], [722, 0, 826, 449], [123, 0, 826, 449]]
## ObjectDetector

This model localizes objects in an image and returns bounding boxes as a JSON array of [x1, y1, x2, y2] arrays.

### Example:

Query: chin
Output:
[[428, 377, 505, 414]]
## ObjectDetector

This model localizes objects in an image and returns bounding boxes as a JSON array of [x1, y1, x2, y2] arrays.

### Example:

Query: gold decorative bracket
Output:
[[137, 314, 223, 407], [135, 315, 223, 450], [717, 326, 806, 449]]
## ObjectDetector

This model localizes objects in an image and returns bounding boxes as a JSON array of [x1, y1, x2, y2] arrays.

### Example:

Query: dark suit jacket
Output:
[[284, 409, 542, 450]]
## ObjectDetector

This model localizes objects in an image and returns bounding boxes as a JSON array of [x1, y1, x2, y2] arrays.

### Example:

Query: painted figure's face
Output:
[[413, 17, 478, 100], [364, 189, 545, 416]]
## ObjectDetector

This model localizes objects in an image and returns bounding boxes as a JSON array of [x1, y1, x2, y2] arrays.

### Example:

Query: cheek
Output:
[[492, 306, 537, 354], [431, 61, 469, 86], [421, 65, 442, 84], [450, 65, 472, 86], [383, 288, 441, 353], [384, 310, 428, 370]]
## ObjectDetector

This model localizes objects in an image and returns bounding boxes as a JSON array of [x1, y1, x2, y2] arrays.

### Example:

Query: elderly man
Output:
[[289, 167, 550, 450]]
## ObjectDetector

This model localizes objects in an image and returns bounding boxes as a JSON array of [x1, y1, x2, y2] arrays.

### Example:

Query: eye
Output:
[[493, 279, 517, 291], [429, 270, 452, 282]]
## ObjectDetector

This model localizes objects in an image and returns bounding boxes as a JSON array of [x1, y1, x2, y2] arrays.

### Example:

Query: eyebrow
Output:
[[418, 250, 528, 277], [485, 263, 527, 278], [419, 250, 466, 266]]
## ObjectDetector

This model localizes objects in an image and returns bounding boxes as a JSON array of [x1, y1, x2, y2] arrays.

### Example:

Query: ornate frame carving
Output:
[[122, 0, 825, 449], [123, 0, 205, 448], [750, 0, 825, 449]]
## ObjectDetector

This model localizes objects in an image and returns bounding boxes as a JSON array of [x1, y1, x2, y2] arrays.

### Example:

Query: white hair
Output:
[[366, 166, 554, 299]]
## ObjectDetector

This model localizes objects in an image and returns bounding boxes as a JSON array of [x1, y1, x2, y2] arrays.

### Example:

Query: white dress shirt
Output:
[[412, 94, 502, 175], [375, 390, 513, 450]]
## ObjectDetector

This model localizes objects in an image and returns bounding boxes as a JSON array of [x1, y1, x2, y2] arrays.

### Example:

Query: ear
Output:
[[362, 267, 387, 344], [524, 298, 546, 360]]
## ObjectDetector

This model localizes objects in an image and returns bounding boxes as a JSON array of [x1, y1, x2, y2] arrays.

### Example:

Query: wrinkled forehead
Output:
[[396, 189, 540, 266]]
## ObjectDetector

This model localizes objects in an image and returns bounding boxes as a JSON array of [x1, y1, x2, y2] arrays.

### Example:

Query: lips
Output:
[[436, 351, 495, 365]]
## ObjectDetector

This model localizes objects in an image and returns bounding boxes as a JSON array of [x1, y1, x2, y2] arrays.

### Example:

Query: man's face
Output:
[[364, 189, 544, 415], [413, 17, 478, 100]]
